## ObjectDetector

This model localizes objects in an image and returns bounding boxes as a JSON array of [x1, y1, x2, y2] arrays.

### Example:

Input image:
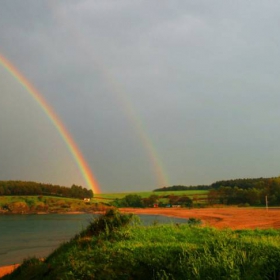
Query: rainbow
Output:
[[0, 54, 101, 194], [117, 90, 169, 187], [95, 68, 170, 187], [47, 3, 170, 188]]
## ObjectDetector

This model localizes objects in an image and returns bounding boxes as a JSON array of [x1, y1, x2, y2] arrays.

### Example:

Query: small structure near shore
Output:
[[172, 205, 181, 208]]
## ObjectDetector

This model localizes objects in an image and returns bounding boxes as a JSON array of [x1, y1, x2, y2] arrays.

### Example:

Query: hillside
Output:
[[0, 196, 106, 214]]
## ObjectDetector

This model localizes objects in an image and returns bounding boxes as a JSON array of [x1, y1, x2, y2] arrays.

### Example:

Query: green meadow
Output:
[[0, 189, 209, 214], [3, 209, 280, 280], [92, 190, 208, 204]]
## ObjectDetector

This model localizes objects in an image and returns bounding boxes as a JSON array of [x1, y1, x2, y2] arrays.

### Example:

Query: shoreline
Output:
[[0, 211, 95, 215], [2, 207, 280, 229], [120, 207, 280, 229], [0, 209, 112, 215], [2, 207, 280, 277], [0, 264, 19, 278]]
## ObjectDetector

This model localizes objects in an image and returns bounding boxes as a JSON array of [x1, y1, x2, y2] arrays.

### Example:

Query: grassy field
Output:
[[3, 209, 280, 280], [0, 189, 209, 213], [0, 190, 209, 206], [93, 190, 209, 204]]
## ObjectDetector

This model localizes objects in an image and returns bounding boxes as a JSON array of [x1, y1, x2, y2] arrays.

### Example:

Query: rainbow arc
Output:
[[0, 54, 101, 194]]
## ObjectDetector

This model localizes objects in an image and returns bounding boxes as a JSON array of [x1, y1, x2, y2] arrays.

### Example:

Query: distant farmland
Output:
[[92, 190, 209, 204]]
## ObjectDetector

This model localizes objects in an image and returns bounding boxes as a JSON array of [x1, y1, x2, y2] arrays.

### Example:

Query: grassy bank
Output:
[[0, 196, 107, 214], [3, 209, 280, 280]]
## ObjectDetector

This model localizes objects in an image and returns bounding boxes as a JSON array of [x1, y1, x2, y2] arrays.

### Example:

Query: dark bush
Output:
[[187, 217, 202, 226], [80, 208, 135, 237]]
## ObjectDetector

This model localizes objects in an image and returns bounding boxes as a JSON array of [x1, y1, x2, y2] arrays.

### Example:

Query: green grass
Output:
[[4, 209, 280, 280], [0, 190, 209, 207], [93, 190, 209, 204], [0, 189, 209, 213]]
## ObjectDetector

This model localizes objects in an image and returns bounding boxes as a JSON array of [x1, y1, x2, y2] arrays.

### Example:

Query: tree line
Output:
[[208, 177, 280, 206], [154, 185, 210, 192], [0, 181, 93, 199], [210, 177, 275, 190], [111, 194, 193, 208], [153, 177, 280, 206]]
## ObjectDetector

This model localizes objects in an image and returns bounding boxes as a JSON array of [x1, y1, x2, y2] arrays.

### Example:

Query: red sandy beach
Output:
[[120, 207, 280, 229], [0, 264, 19, 278]]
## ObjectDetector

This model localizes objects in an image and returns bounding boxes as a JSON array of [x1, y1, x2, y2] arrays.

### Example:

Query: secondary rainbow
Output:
[[0, 54, 101, 194]]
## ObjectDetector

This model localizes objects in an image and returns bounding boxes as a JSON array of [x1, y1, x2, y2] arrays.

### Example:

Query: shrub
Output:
[[187, 217, 202, 226], [80, 208, 136, 237]]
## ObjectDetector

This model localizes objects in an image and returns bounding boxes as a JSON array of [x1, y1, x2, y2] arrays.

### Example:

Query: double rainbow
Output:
[[47, 3, 169, 188], [0, 54, 101, 194]]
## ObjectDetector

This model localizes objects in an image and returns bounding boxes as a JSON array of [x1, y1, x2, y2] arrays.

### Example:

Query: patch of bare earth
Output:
[[120, 207, 280, 229]]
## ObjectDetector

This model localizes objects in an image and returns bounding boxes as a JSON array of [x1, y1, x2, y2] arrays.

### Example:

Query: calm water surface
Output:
[[0, 214, 187, 266]]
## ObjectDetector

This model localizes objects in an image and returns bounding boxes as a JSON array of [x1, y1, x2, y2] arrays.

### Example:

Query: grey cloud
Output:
[[0, 1, 280, 192]]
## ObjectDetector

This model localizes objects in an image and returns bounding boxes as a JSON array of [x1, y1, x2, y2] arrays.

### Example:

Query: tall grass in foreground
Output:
[[3, 209, 280, 280]]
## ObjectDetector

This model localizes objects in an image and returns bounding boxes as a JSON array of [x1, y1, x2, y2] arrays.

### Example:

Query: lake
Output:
[[0, 213, 187, 266]]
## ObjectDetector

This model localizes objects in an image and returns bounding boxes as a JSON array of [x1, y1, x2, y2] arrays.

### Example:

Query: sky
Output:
[[1, 1, 280, 193]]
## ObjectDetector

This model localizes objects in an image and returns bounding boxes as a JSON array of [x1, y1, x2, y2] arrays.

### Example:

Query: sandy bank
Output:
[[120, 207, 280, 229], [0, 264, 19, 278]]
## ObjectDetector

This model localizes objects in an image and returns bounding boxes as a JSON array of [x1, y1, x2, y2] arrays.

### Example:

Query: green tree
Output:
[[142, 195, 159, 207], [123, 194, 144, 207]]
